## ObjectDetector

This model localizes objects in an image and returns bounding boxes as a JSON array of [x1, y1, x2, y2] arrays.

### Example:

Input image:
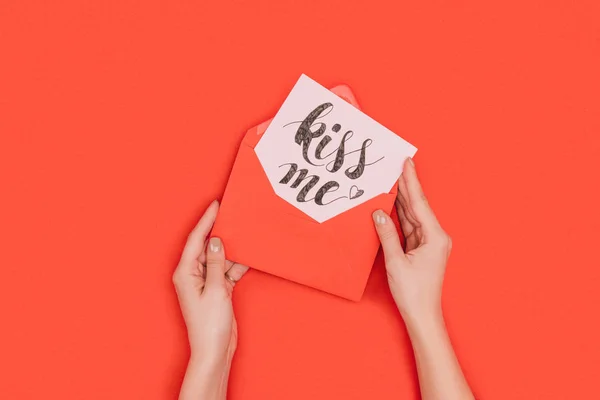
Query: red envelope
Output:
[[212, 85, 398, 301]]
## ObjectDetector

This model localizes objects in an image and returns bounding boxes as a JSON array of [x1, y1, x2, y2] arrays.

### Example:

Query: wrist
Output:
[[180, 357, 230, 400], [188, 353, 230, 377], [401, 306, 445, 338]]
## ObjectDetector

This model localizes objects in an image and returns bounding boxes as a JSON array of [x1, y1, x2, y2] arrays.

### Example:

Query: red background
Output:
[[1, 1, 599, 399]]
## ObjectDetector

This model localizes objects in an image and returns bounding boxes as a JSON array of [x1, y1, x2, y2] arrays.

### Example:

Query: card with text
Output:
[[255, 74, 417, 223]]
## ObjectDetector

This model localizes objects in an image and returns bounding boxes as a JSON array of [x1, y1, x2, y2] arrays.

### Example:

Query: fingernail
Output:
[[372, 211, 386, 225], [408, 157, 414, 166], [209, 237, 221, 252]]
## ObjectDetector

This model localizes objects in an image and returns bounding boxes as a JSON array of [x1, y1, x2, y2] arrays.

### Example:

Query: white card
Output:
[[255, 74, 417, 223]]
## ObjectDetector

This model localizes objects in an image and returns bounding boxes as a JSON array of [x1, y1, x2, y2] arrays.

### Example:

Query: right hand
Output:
[[372, 158, 452, 328]]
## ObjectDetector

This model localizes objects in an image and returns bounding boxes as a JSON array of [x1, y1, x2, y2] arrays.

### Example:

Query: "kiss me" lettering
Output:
[[278, 103, 384, 205]]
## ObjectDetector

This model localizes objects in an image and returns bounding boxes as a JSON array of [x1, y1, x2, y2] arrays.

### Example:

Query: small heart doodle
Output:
[[349, 185, 364, 200]]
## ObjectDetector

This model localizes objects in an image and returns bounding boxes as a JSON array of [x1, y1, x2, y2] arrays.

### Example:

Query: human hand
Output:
[[372, 158, 452, 329], [173, 201, 248, 399]]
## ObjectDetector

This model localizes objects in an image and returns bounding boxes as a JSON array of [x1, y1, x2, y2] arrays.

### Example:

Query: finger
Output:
[[396, 197, 413, 236], [180, 200, 219, 267], [402, 158, 443, 237], [197, 239, 208, 276], [198, 256, 235, 281], [396, 200, 420, 251], [396, 179, 421, 250], [205, 237, 226, 289], [372, 210, 407, 264], [225, 263, 250, 287], [396, 177, 419, 230]]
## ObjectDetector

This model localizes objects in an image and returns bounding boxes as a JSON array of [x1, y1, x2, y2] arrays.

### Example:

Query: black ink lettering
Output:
[[326, 131, 354, 172], [315, 136, 332, 159], [294, 103, 333, 166], [315, 181, 344, 205], [342, 139, 385, 179], [349, 185, 364, 200], [279, 163, 308, 188], [344, 139, 370, 179], [280, 108, 389, 208], [296, 176, 320, 202], [278, 163, 319, 202]]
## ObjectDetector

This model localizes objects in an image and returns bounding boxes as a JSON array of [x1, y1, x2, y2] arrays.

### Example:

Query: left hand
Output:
[[173, 200, 249, 370]]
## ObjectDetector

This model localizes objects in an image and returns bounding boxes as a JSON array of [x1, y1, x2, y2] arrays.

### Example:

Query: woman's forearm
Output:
[[405, 311, 474, 400]]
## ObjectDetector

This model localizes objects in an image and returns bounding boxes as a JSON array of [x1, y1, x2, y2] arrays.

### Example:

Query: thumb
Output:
[[372, 210, 407, 265], [205, 237, 226, 289]]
